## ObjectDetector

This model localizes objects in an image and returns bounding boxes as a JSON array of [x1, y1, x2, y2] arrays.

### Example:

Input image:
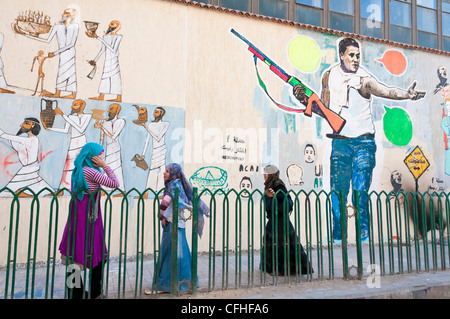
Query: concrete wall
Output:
[[0, 0, 449, 264]]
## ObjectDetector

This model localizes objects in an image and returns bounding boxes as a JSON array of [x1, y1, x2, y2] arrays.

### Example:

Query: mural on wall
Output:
[[287, 36, 323, 73], [134, 106, 170, 194], [190, 166, 228, 194], [0, 117, 52, 196], [383, 106, 413, 146], [390, 170, 404, 194], [302, 143, 322, 190], [286, 163, 304, 187], [15, 7, 80, 99], [95, 103, 126, 194], [238, 176, 252, 198], [0, 4, 186, 197], [231, 29, 346, 134], [0, 95, 184, 196], [318, 37, 425, 242], [43, 99, 92, 192], [441, 98, 450, 176], [31, 50, 49, 96], [12, 10, 52, 37], [0, 2, 448, 218], [87, 19, 123, 102], [375, 50, 407, 76], [434, 66, 448, 95], [232, 29, 429, 242], [0, 32, 15, 94]]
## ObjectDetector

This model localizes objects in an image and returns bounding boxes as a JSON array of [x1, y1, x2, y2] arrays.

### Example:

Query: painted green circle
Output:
[[383, 106, 413, 146]]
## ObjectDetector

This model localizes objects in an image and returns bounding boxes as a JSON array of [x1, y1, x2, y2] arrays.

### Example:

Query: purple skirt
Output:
[[59, 194, 108, 269]]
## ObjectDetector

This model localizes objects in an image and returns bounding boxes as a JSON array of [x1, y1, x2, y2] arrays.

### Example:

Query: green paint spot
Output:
[[383, 105, 413, 146]]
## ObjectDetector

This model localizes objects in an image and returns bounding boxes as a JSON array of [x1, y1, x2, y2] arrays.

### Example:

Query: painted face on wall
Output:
[[107, 20, 121, 34], [439, 66, 448, 81], [340, 45, 360, 73], [107, 103, 121, 120], [304, 145, 315, 163], [60, 8, 75, 24], [239, 177, 252, 197], [391, 170, 402, 185], [152, 107, 165, 122], [16, 120, 34, 136], [70, 99, 86, 114]]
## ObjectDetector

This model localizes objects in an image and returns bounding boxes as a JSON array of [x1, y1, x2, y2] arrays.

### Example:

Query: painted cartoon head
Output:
[[438, 66, 448, 82], [286, 164, 304, 186], [304, 144, 316, 163], [239, 176, 252, 197]]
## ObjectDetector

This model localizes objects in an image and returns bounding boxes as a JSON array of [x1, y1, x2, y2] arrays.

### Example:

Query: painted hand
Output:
[[407, 81, 426, 101], [293, 84, 307, 104], [54, 107, 64, 115]]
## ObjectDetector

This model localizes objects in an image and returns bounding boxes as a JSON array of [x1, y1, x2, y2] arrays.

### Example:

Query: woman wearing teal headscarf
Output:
[[145, 163, 209, 295], [59, 142, 120, 299]]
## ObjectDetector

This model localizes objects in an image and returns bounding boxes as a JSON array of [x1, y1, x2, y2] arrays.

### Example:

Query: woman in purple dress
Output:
[[59, 142, 119, 299]]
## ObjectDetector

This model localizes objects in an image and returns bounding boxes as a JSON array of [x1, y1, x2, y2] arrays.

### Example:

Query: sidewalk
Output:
[[188, 269, 450, 299], [1, 242, 450, 299]]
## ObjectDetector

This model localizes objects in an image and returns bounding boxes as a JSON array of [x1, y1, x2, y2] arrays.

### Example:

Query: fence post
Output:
[[339, 190, 349, 280], [191, 187, 199, 294], [170, 187, 179, 296], [353, 190, 363, 280]]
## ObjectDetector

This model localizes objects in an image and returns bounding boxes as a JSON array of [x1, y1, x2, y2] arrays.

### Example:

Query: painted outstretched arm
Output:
[[24, 25, 57, 43], [53, 27, 78, 56], [45, 119, 70, 133], [0, 129, 25, 144], [361, 78, 426, 101]]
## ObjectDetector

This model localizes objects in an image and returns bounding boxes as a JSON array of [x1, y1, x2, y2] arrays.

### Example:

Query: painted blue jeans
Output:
[[330, 135, 376, 241]]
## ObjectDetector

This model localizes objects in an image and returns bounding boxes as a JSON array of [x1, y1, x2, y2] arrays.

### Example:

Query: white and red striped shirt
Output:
[[82, 166, 120, 193]]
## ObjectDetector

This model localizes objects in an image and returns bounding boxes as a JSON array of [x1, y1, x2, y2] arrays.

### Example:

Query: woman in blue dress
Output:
[[145, 163, 209, 294]]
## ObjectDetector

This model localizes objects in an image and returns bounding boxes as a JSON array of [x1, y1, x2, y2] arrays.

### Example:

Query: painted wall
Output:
[[0, 0, 449, 261]]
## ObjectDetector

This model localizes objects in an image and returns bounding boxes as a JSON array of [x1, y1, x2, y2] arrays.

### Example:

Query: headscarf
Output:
[[72, 142, 104, 201], [164, 163, 210, 237], [263, 165, 285, 191]]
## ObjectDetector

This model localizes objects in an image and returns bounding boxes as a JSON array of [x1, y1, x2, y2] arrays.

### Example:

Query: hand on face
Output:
[[92, 154, 107, 168]]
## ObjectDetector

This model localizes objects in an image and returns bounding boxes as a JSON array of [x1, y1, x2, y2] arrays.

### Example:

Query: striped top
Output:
[[83, 166, 120, 193]]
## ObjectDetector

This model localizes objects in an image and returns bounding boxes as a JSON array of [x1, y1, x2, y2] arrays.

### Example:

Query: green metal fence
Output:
[[0, 187, 449, 299]]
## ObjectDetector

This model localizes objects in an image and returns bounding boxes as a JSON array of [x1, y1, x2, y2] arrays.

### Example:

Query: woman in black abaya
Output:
[[261, 165, 312, 276]]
